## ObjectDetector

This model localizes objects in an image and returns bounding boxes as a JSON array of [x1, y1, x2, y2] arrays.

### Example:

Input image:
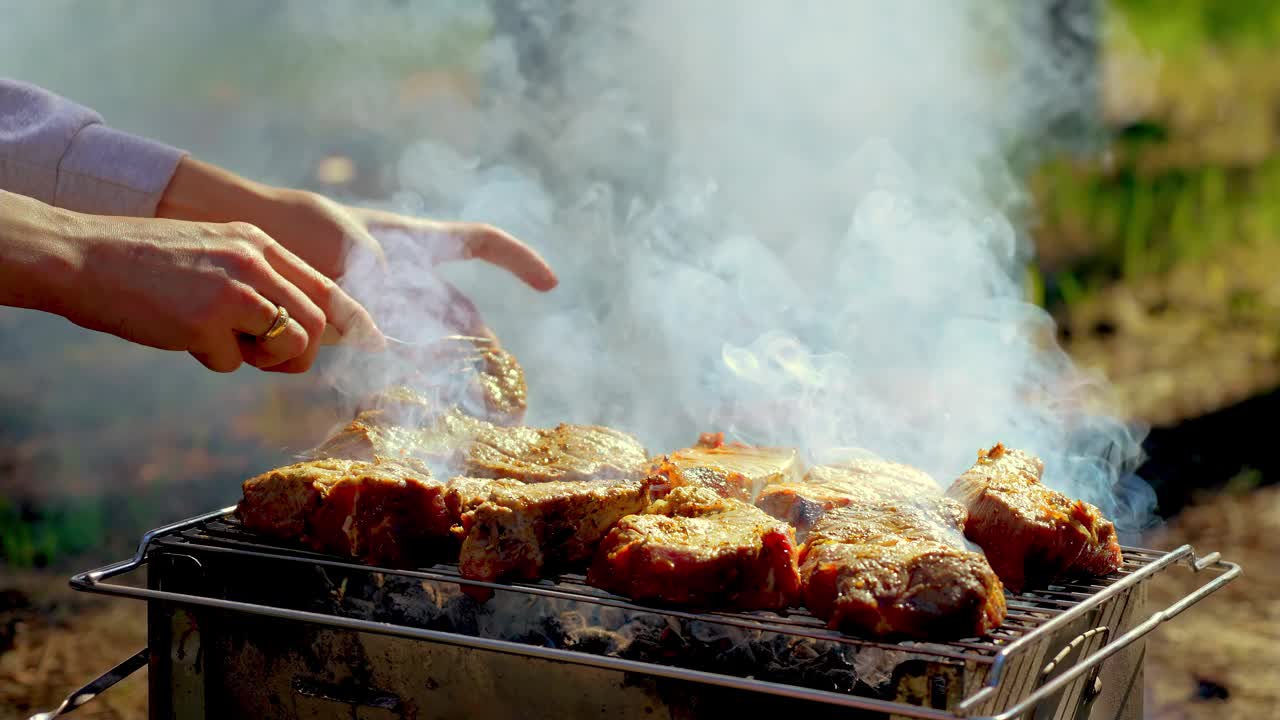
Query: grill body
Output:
[[129, 513, 1169, 720]]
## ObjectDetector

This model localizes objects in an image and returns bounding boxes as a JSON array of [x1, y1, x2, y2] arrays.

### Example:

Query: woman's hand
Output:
[[0, 190, 380, 373], [156, 158, 558, 339]]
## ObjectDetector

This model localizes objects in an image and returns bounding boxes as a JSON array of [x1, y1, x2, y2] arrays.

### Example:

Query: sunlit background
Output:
[[2, 1, 1277, 717]]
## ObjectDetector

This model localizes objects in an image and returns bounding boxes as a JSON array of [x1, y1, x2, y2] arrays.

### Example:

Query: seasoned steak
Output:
[[466, 422, 648, 483], [757, 460, 940, 538], [449, 477, 653, 600], [355, 385, 439, 427], [308, 409, 474, 464], [801, 498, 1006, 640], [645, 458, 755, 502], [947, 443, 1123, 592], [310, 409, 648, 484], [471, 345, 528, 425], [661, 442, 802, 501], [356, 342, 527, 426], [642, 437, 802, 504], [237, 458, 452, 567], [588, 486, 802, 610]]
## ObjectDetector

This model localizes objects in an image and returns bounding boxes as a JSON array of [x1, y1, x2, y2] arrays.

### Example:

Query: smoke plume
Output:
[[0, 1, 1155, 535], [318, 1, 1153, 533]]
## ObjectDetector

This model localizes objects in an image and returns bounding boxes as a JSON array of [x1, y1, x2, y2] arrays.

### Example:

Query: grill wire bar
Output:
[[66, 506, 1240, 719]]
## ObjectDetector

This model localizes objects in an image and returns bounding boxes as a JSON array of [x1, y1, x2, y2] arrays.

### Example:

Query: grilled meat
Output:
[[757, 460, 940, 539], [237, 458, 452, 567], [472, 345, 527, 424], [465, 422, 647, 483], [310, 409, 648, 484], [661, 442, 802, 501], [801, 497, 1006, 639], [642, 437, 802, 503], [355, 385, 439, 427], [947, 443, 1123, 592], [645, 458, 755, 502], [309, 409, 476, 464], [356, 343, 527, 426], [449, 477, 653, 600], [588, 486, 802, 610]]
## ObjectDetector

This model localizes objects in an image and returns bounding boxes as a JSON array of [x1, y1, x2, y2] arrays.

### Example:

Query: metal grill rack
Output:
[[70, 507, 1240, 720]]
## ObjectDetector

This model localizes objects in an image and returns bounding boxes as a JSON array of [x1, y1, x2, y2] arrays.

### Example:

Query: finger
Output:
[[259, 239, 385, 352], [237, 263, 328, 373], [227, 282, 314, 369], [190, 339, 243, 374], [242, 320, 309, 370], [432, 222, 558, 292]]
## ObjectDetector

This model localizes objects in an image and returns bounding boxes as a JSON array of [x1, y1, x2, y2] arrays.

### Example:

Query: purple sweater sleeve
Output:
[[0, 78, 187, 217]]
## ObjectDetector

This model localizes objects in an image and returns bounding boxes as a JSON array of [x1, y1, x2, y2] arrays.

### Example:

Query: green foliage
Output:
[[1, 497, 107, 568], [1029, 2, 1280, 306], [1035, 152, 1280, 291], [1113, 0, 1280, 54]]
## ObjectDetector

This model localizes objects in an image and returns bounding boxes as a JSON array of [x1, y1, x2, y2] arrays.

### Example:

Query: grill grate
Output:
[[67, 506, 1239, 720], [154, 513, 1155, 665]]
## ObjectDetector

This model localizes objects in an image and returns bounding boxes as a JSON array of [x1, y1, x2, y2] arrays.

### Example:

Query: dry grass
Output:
[[1056, 241, 1280, 427], [0, 574, 146, 720], [1143, 485, 1280, 719]]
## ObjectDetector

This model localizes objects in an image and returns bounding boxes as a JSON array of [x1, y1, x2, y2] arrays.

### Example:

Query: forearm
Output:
[[0, 79, 187, 217], [0, 190, 82, 313], [155, 156, 288, 223], [157, 157, 355, 277]]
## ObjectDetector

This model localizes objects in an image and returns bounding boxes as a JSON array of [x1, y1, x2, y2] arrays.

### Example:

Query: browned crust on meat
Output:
[[449, 477, 654, 600], [800, 499, 1006, 639], [354, 344, 527, 426], [588, 487, 802, 610], [237, 458, 451, 567], [756, 459, 941, 538], [947, 443, 1123, 592], [309, 410, 648, 484]]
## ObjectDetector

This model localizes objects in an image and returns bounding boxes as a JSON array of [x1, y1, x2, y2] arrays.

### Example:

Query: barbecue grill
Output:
[[39, 506, 1238, 719]]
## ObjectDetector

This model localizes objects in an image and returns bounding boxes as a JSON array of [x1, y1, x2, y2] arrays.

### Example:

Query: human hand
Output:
[[0, 190, 381, 373], [156, 158, 558, 341]]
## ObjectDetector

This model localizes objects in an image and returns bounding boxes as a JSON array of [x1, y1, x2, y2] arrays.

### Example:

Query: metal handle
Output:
[[970, 553, 1240, 719], [26, 648, 149, 720]]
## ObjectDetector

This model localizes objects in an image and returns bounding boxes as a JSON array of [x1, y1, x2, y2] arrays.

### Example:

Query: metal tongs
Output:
[[368, 331, 496, 385], [27, 649, 149, 719], [384, 332, 492, 358]]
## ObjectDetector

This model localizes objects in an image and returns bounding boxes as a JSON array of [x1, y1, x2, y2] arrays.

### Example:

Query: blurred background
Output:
[[1, 1, 1277, 718]]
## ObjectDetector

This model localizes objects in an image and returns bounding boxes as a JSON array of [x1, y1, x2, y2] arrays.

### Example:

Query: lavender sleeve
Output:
[[0, 78, 187, 217]]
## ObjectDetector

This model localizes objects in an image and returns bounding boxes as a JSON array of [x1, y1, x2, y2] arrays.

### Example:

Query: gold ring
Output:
[[260, 305, 290, 341]]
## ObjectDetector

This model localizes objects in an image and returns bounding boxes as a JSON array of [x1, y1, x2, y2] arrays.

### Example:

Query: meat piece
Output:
[[588, 486, 801, 610], [237, 458, 451, 567], [642, 440, 801, 503], [355, 385, 439, 426], [757, 460, 940, 538], [801, 498, 1006, 640], [310, 409, 648, 483], [356, 343, 527, 426], [466, 422, 648, 483], [660, 442, 802, 501], [471, 345, 528, 425], [308, 409, 474, 464], [947, 443, 1123, 592], [449, 477, 653, 600], [645, 459, 755, 502]]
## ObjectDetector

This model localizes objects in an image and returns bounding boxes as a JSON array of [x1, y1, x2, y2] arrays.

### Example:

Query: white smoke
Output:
[[0, 1, 1153, 533], [313, 1, 1151, 532]]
